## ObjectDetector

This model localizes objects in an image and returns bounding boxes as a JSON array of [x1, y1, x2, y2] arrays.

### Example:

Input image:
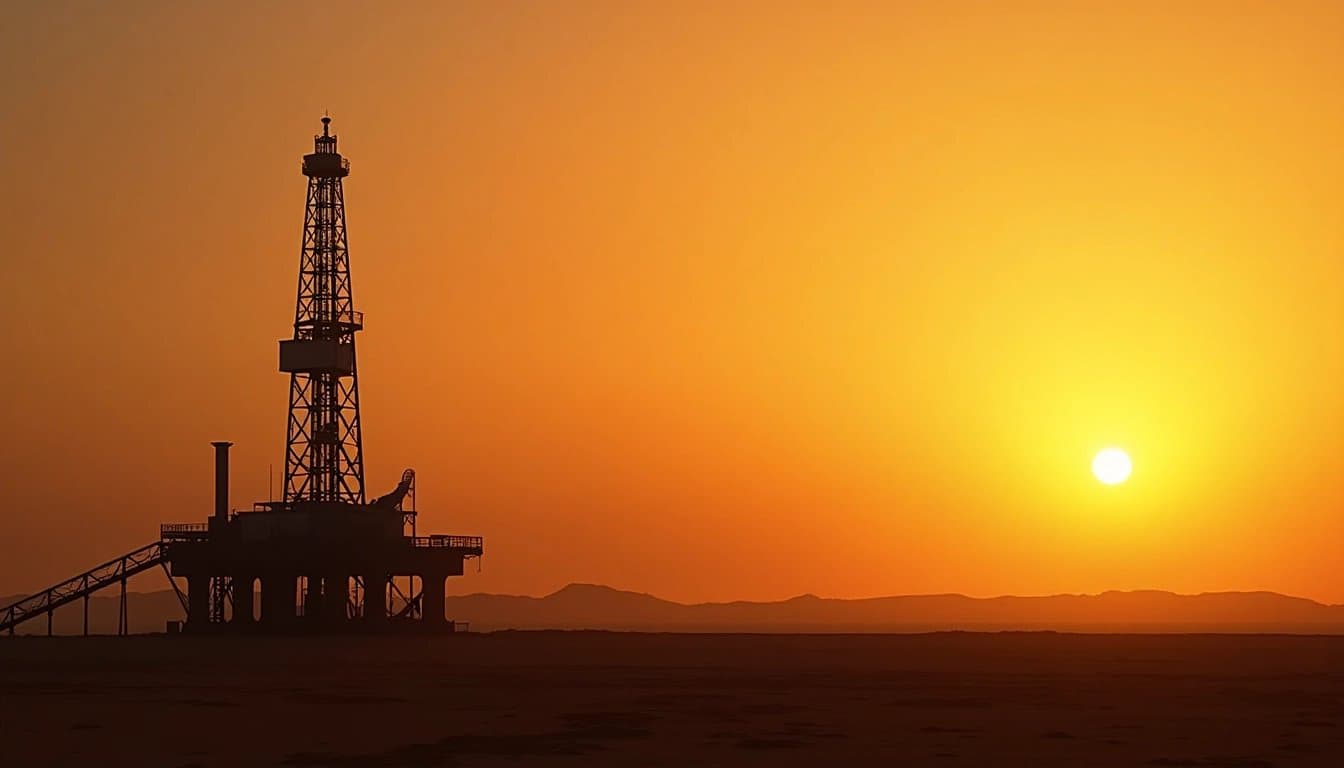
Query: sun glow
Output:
[[1092, 448, 1132, 486]]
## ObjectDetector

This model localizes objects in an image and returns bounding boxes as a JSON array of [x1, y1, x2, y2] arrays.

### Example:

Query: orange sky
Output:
[[4, 1, 1344, 603]]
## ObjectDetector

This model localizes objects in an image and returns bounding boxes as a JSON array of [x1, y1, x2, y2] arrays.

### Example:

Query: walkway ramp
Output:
[[0, 542, 183, 635]]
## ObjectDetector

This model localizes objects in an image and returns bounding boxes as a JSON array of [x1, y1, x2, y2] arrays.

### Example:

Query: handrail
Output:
[[1, 542, 167, 634], [411, 535, 483, 550], [160, 523, 210, 540], [300, 157, 350, 172], [295, 309, 363, 329]]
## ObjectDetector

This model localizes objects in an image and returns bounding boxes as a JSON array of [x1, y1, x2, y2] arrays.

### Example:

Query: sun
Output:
[[1092, 448, 1132, 485]]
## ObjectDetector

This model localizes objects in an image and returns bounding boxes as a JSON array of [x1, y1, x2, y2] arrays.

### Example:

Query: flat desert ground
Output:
[[1, 632, 1341, 766]]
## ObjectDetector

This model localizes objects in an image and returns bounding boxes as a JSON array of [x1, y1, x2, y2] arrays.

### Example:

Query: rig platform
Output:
[[1, 118, 483, 635]]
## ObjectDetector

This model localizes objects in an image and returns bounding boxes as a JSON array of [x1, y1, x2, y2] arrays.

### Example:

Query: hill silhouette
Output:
[[7, 584, 1343, 635], [443, 584, 1344, 633]]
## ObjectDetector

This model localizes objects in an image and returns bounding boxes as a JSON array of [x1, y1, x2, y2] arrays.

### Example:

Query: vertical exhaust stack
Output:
[[211, 441, 233, 524]]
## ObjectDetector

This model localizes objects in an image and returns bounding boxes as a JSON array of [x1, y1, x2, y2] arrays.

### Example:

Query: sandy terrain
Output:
[[1, 632, 1341, 766]]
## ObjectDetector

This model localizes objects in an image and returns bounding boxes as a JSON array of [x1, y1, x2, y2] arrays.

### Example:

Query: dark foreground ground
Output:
[[1, 632, 1341, 767]]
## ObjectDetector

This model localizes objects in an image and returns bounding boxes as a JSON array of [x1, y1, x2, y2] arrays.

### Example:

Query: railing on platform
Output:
[[411, 535, 483, 551], [160, 523, 210, 540], [295, 308, 363, 330]]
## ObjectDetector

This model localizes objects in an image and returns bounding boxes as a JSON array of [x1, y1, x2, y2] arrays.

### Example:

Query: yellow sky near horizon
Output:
[[3, 1, 1344, 603]]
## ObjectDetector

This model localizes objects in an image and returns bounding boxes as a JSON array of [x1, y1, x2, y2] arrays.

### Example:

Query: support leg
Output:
[[119, 578, 128, 636], [324, 576, 348, 623], [304, 575, 321, 620], [187, 575, 209, 631], [364, 574, 386, 623], [261, 575, 296, 627], [233, 576, 254, 626], [421, 574, 446, 626]]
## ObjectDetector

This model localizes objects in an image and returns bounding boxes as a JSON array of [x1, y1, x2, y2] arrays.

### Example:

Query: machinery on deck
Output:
[[2, 118, 482, 635]]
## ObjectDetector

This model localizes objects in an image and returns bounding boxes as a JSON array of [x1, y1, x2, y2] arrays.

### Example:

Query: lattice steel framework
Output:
[[0, 541, 182, 635], [209, 576, 232, 623], [282, 117, 366, 504]]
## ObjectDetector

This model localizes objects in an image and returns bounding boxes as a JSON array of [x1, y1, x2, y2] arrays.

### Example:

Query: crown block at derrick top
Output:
[[280, 339, 355, 375], [303, 152, 350, 177]]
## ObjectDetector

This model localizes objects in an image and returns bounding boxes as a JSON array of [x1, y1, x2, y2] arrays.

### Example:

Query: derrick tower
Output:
[[280, 116, 366, 505]]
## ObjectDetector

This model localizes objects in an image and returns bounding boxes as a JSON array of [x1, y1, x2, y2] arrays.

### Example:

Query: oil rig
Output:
[[1, 118, 483, 635]]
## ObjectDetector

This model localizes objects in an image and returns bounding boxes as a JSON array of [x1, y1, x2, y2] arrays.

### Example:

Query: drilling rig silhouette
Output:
[[1, 118, 484, 635]]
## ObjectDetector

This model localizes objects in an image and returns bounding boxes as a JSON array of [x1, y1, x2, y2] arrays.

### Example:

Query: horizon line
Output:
[[11, 582, 1339, 610]]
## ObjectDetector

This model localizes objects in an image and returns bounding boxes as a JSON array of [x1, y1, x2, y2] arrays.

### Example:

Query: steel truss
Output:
[[0, 542, 171, 635], [283, 119, 366, 504]]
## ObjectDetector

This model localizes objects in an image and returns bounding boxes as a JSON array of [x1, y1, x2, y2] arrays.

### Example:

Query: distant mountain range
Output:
[[442, 583, 1344, 633], [5, 584, 1344, 635]]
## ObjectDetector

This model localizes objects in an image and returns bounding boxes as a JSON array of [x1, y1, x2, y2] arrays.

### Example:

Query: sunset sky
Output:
[[4, 1, 1344, 603]]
